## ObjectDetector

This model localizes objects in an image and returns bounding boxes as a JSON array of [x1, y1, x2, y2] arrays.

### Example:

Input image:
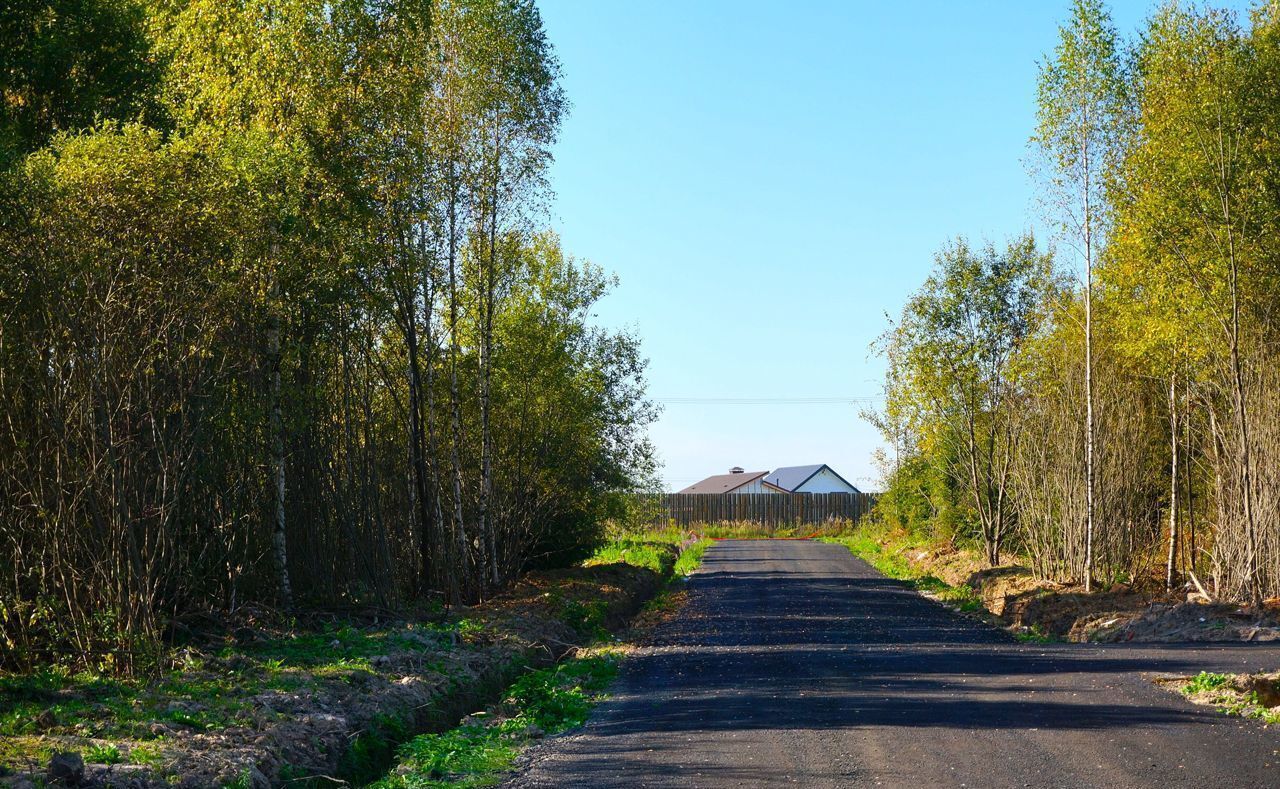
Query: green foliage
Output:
[[820, 531, 983, 613], [589, 526, 714, 578], [1014, 625, 1056, 644], [500, 235, 658, 572], [1033, 0, 1128, 227], [86, 743, 123, 764], [585, 542, 663, 574], [0, 0, 163, 162], [0, 618, 462, 760], [1184, 672, 1233, 695], [674, 539, 714, 576], [233, 624, 450, 669], [586, 538, 677, 577], [555, 598, 608, 641], [871, 451, 966, 541], [507, 656, 618, 730], [821, 532, 913, 580], [871, 235, 1059, 565], [128, 742, 164, 767], [873, 1, 1280, 597], [378, 723, 517, 789], [1103, 4, 1266, 377], [342, 712, 413, 785], [371, 655, 619, 789], [0, 0, 655, 671], [0, 582, 635, 773], [1176, 672, 1280, 726], [225, 769, 255, 789]]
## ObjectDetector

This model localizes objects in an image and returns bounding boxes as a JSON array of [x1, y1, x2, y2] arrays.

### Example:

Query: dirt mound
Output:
[[904, 545, 985, 588], [964, 566, 1052, 618], [1075, 601, 1280, 643], [867, 535, 1280, 644], [1016, 588, 1150, 638], [961, 565, 1280, 643]]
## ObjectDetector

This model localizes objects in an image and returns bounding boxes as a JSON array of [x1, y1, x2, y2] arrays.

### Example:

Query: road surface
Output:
[[506, 539, 1280, 788]]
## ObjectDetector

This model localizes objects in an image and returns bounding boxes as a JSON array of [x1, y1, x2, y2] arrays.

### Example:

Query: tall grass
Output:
[[818, 530, 985, 613], [370, 654, 620, 788]]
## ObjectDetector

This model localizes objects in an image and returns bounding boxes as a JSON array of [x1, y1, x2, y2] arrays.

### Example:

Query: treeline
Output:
[[871, 0, 1280, 604], [0, 0, 656, 671]]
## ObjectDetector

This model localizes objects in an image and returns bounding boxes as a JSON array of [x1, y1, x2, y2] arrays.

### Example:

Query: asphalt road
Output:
[[505, 539, 1280, 788]]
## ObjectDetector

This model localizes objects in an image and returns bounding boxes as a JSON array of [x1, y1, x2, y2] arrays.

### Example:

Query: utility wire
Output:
[[655, 396, 880, 405]]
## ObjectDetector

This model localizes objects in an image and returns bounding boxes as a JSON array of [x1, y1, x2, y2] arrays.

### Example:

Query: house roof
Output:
[[677, 471, 769, 495], [763, 464, 860, 493]]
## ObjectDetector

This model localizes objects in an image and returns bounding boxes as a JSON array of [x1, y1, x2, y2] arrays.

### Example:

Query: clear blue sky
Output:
[[537, 0, 1254, 492]]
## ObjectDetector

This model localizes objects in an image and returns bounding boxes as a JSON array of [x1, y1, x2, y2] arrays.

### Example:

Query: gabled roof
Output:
[[677, 471, 769, 495], [763, 464, 860, 493]]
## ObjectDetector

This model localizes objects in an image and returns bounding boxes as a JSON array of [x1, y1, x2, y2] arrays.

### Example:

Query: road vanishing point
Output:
[[506, 539, 1280, 788]]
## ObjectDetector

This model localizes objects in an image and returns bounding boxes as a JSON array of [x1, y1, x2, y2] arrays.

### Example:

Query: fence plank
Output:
[[644, 492, 877, 529]]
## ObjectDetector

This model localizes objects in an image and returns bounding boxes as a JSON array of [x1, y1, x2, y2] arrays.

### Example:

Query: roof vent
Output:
[[729, 466, 744, 474]]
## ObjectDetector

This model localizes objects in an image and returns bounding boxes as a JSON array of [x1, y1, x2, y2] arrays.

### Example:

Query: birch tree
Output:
[[464, 0, 564, 591], [1033, 0, 1127, 591]]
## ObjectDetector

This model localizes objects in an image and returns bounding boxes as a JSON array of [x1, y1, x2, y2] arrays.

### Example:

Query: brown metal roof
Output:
[[677, 471, 769, 495]]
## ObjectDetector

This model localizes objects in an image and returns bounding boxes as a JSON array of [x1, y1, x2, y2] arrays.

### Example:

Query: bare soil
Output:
[[1160, 670, 1280, 721], [1, 561, 668, 789], [898, 540, 1280, 642]]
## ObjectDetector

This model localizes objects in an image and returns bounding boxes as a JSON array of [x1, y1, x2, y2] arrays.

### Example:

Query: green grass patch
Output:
[[1014, 626, 1051, 644], [1183, 671, 1232, 694], [0, 736, 57, 770], [231, 622, 456, 670], [555, 597, 609, 641], [1014, 625, 1055, 643], [584, 540, 673, 576], [587, 527, 716, 579], [86, 743, 123, 765], [658, 521, 839, 540], [371, 654, 620, 789], [128, 741, 165, 767], [0, 617, 470, 772], [341, 711, 414, 784], [674, 538, 713, 576], [819, 533, 985, 613], [2, 536, 683, 780], [819, 533, 914, 579], [1177, 672, 1280, 726]]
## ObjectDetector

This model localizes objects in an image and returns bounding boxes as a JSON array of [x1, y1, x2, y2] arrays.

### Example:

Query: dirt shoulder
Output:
[[0, 555, 673, 789], [1159, 670, 1280, 726], [836, 531, 1280, 644]]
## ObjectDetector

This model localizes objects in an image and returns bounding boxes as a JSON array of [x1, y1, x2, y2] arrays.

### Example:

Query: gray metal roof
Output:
[[763, 464, 859, 493]]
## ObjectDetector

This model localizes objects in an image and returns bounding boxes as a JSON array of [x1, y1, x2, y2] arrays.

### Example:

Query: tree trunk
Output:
[[1227, 235, 1261, 607], [479, 140, 501, 593], [963, 411, 995, 567], [446, 169, 468, 604], [404, 298, 434, 597], [1166, 372, 1179, 592], [267, 250, 291, 608], [422, 264, 446, 597], [1185, 376, 1196, 578], [1083, 134, 1096, 594]]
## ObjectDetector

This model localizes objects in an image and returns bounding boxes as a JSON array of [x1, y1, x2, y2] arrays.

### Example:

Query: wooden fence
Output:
[[637, 492, 878, 529]]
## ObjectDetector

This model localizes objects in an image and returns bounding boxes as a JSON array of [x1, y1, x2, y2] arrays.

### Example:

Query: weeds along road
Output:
[[505, 539, 1280, 788]]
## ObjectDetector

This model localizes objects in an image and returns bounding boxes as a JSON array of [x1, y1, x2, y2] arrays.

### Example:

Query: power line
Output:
[[655, 396, 880, 405]]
